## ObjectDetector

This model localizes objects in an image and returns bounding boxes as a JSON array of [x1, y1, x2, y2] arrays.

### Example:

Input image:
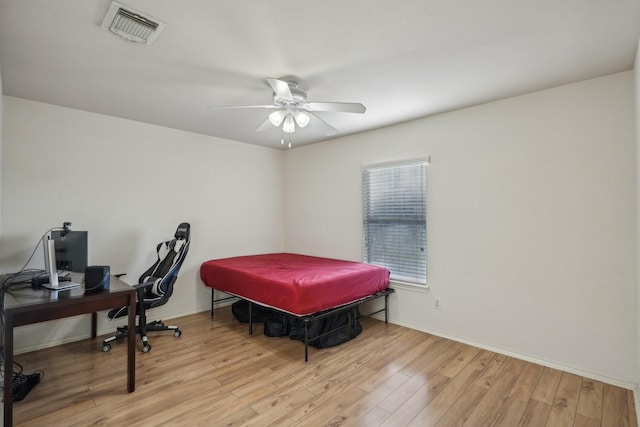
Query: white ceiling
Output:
[[1, 1, 639, 149]]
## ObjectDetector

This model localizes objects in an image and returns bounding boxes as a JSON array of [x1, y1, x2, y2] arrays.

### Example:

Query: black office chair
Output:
[[102, 223, 191, 353]]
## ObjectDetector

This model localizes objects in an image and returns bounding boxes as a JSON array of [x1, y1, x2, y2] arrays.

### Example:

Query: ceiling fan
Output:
[[208, 78, 366, 137]]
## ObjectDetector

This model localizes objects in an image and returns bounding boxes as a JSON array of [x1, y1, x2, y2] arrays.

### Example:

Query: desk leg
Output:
[[4, 316, 14, 426], [91, 312, 97, 339], [127, 292, 136, 392]]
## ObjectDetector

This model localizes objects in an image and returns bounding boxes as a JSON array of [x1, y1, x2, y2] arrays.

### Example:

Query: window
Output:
[[362, 160, 427, 285]]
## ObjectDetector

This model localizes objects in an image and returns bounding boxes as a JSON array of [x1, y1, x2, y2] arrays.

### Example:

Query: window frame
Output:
[[362, 159, 428, 287]]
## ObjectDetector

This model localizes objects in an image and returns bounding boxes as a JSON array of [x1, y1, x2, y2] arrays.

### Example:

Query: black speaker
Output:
[[84, 265, 110, 294]]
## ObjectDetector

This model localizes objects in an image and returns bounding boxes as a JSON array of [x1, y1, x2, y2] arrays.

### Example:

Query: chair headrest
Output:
[[175, 223, 190, 241]]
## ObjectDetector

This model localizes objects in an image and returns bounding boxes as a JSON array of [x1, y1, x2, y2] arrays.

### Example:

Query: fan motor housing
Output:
[[273, 82, 308, 107]]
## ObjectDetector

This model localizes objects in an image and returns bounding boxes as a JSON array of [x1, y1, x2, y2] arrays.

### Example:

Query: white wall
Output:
[[285, 71, 637, 385], [0, 96, 285, 352]]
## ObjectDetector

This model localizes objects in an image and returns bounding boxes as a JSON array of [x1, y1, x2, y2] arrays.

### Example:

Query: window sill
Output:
[[389, 280, 430, 294]]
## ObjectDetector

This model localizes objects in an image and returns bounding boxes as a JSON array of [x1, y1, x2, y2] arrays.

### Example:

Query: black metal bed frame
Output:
[[209, 287, 395, 361]]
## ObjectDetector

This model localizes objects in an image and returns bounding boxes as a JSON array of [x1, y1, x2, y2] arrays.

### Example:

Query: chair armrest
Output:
[[133, 280, 156, 290]]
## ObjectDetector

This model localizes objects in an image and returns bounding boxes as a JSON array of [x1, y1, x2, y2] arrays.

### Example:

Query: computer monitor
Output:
[[51, 230, 88, 273]]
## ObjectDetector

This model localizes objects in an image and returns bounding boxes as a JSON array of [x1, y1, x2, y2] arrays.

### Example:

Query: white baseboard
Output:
[[635, 385, 640, 427], [13, 304, 229, 355], [388, 318, 637, 391], [14, 333, 92, 355], [14, 304, 640, 402]]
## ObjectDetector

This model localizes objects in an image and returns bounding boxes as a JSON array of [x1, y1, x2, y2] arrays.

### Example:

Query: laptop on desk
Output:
[[40, 277, 81, 291]]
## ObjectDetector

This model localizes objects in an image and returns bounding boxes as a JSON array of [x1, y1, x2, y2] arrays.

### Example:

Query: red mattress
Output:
[[200, 253, 390, 316]]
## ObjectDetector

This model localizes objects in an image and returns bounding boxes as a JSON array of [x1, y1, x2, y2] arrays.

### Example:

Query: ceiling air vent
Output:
[[101, 1, 165, 45]]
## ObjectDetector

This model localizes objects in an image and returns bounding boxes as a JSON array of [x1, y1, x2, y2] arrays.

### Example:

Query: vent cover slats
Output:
[[101, 1, 165, 45]]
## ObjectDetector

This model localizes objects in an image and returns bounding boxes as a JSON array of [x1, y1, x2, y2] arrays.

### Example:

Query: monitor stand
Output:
[[42, 237, 81, 291]]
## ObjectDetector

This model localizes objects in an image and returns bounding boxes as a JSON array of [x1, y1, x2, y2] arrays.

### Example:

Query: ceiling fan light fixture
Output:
[[282, 114, 296, 133], [208, 78, 366, 141], [269, 110, 286, 126], [293, 110, 310, 128]]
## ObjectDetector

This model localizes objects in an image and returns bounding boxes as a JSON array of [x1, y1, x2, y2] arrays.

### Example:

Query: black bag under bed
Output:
[[220, 288, 394, 361], [232, 299, 363, 349]]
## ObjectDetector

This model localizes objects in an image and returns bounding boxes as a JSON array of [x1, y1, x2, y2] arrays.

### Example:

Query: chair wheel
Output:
[[102, 344, 112, 352], [174, 330, 182, 337], [142, 344, 151, 353]]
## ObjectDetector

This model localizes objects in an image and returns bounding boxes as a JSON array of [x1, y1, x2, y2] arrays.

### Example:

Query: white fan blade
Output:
[[255, 117, 273, 132], [307, 112, 337, 135], [266, 78, 293, 101], [207, 105, 277, 110], [306, 102, 366, 114]]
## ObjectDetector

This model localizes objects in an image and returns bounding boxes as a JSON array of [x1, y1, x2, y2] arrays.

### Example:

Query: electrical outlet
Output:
[[435, 297, 441, 309]]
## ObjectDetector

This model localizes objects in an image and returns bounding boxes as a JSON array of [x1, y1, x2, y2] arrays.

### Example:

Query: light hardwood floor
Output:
[[9, 306, 638, 426]]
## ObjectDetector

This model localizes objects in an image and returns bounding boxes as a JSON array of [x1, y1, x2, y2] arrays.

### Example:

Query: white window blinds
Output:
[[362, 160, 427, 285]]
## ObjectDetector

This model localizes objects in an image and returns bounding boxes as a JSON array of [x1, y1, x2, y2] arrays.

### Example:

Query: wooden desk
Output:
[[2, 276, 136, 426]]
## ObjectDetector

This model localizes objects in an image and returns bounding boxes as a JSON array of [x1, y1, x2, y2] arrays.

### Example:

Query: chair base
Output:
[[102, 320, 181, 353]]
